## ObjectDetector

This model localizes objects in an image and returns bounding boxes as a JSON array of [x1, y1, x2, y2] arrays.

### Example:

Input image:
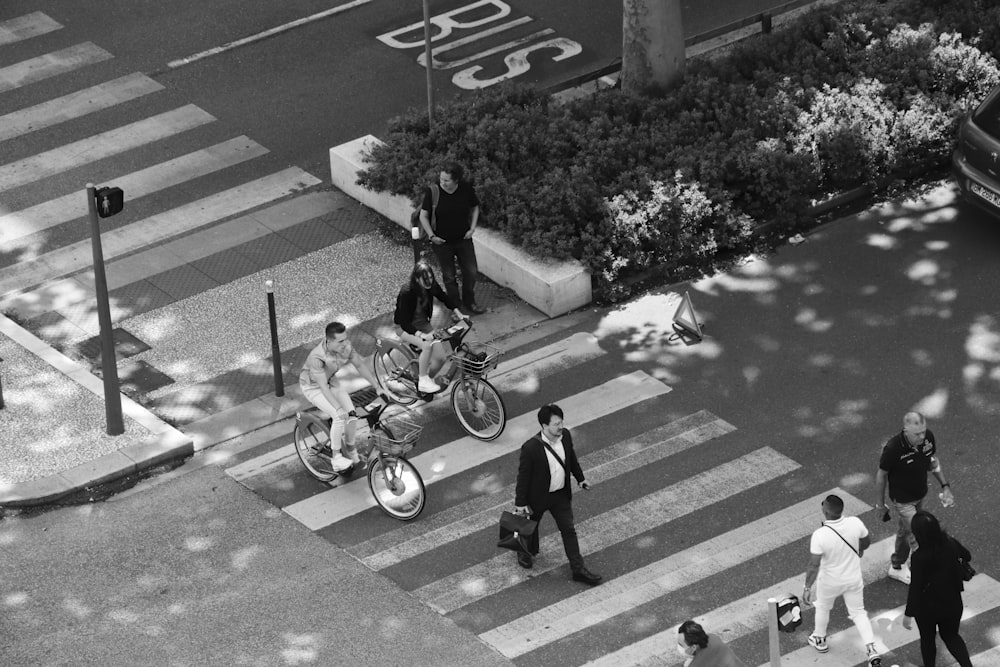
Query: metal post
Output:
[[767, 597, 781, 666], [0, 355, 5, 410], [422, 0, 435, 127], [265, 280, 284, 397], [761, 12, 773, 34], [87, 185, 124, 434]]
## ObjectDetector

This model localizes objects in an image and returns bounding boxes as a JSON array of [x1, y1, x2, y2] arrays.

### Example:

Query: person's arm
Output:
[[802, 553, 822, 605], [928, 454, 953, 504], [859, 534, 871, 557], [514, 441, 533, 515], [903, 555, 925, 628], [394, 290, 428, 348], [466, 204, 480, 236], [349, 348, 381, 394], [874, 467, 889, 512], [566, 431, 589, 489], [306, 358, 342, 410], [431, 279, 461, 311]]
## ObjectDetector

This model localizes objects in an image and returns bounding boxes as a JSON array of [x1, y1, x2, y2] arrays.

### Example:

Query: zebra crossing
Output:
[[0, 11, 338, 336], [221, 335, 1000, 667]]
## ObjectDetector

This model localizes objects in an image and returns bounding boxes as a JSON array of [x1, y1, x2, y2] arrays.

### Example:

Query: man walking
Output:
[[803, 494, 881, 666], [874, 411, 954, 585], [513, 404, 602, 585]]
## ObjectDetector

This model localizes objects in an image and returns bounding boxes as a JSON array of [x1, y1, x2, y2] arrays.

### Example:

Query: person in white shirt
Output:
[[802, 494, 882, 666]]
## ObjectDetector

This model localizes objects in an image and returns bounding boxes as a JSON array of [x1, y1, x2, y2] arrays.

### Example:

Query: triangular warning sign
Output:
[[672, 291, 703, 340]]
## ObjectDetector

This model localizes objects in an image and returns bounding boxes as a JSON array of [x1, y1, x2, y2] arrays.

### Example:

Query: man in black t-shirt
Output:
[[874, 412, 954, 585], [419, 162, 486, 314]]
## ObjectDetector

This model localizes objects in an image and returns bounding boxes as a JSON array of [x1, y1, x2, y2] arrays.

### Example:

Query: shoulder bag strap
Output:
[[430, 184, 439, 231], [825, 524, 860, 557], [538, 438, 568, 473]]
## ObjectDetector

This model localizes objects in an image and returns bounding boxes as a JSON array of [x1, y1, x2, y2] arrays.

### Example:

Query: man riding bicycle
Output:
[[299, 321, 384, 471], [394, 261, 468, 394]]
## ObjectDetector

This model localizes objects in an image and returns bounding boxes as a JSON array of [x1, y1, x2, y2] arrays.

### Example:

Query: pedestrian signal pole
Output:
[[87, 183, 125, 435], [422, 0, 435, 127]]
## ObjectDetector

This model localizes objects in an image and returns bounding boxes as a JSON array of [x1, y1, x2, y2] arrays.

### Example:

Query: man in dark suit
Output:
[[514, 404, 602, 585]]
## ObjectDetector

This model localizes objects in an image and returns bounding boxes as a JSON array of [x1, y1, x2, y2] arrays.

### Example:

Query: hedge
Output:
[[358, 0, 1000, 297]]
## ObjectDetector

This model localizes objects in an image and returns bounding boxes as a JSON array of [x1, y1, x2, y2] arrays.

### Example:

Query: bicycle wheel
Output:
[[450, 377, 506, 441], [372, 342, 420, 406], [293, 414, 337, 482], [368, 456, 426, 521]]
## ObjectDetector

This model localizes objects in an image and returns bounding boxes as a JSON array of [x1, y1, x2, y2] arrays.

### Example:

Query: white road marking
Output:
[[0, 12, 62, 46], [0, 167, 321, 296], [281, 371, 671, 530], [0, 136, 267, 245], [350, 410, 735, 571], [0, 42, 112, 93], [0, 104, 215, 192], [483, 489, 870, 658], [418, 446, 801, 614], [0, 73, 164, 142]]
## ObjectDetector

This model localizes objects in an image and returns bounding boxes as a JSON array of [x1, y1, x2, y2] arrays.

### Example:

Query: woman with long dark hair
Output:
[[902, 510, 973, 667]]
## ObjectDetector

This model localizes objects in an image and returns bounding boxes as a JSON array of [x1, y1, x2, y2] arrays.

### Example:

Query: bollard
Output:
[[265, 280, 284, 397], [767, 597, 781, 666], [0, 355, 5, 409]]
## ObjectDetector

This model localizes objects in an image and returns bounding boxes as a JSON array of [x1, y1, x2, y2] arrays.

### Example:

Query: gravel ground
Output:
[[82, 232, 413, 400], [0, 334, 149, 484]]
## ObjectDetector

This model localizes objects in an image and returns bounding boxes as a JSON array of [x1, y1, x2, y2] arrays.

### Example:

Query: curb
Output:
[[0, 313, 194, 509]]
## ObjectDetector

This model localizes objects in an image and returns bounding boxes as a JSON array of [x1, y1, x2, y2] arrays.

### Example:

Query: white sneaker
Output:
[[888, 564, 911, 585], [418, 375, 441, 393], [866, 643, 882, 667], [807, 635, 829, 653], [330, 454, 354, 472]]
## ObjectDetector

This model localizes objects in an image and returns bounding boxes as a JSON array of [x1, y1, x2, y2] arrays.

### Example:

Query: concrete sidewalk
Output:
[[0, 273, 548, 508]]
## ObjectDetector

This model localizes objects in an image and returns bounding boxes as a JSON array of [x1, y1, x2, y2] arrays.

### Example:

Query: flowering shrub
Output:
[[357, 0, 1000, 297]]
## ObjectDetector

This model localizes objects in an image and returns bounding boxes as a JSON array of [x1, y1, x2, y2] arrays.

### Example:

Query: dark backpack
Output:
[[409, 184, 439, 239]]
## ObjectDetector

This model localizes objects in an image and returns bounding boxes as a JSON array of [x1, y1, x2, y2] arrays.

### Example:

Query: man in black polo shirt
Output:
[[874, 412, 954, 585], [419, 162, 487, 314]]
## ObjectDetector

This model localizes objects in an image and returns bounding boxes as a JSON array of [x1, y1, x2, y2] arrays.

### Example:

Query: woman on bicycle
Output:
[[394, 261, 467, 393]]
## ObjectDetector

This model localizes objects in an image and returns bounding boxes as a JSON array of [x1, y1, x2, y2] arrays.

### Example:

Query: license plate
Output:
[[970, 180, 1000, 209]]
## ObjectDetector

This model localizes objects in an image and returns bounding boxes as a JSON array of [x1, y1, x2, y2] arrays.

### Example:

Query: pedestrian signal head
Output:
[[95, 186, 124, 218]]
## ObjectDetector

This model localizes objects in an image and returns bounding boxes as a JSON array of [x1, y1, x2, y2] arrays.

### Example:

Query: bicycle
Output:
[[371, 317, 507, 441], [292, 401, 427, 521]]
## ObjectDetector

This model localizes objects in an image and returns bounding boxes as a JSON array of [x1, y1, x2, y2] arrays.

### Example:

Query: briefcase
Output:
[[497, 511, 537, 556]]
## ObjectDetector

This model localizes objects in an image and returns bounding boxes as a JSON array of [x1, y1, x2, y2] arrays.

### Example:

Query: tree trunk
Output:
[[621, 0, 685, 95]]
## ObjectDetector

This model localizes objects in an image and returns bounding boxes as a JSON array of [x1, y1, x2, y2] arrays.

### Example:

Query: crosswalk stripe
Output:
[[0, 136, 268, 247], [417, 446, 801, 615], [0, 42, 112, 93], [969, 646, 1000, 666], [0, 104, 215, 192], [0, 73, 165, 142], [226, 332, 607, 485], [0, 190, 342, 328], [584, 537, 897, 667], [0, 12, 62, 46], [282, 370, 671, 531], [761, 573, 1000, 666], [0, 167, 321, 297], [350, 410, 734, 571], [482, 489, 869, 659]]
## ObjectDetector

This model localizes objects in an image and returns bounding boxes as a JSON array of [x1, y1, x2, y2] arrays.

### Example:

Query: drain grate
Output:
[[94, 360, 175, 397], [76, 328, 150, 363]]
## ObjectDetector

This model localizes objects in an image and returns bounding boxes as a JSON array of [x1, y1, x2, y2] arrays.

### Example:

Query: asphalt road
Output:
[[2, 0, 789, 177]]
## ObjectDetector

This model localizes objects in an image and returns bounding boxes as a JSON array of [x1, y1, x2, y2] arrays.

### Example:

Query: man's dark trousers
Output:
[[527, 486, 584, 571], [433, 238, 478, 308]]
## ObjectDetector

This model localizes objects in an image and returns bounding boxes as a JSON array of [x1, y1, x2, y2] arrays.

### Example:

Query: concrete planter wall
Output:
[[329, 135, 592, 317]]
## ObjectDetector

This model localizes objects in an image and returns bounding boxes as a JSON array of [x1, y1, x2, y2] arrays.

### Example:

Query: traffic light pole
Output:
[[87, 183, 124, 435]]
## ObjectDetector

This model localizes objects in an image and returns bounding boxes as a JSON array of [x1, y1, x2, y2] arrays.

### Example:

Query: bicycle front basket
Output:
[[372, 417, 423, 456], [450, 341, 501, 377]]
